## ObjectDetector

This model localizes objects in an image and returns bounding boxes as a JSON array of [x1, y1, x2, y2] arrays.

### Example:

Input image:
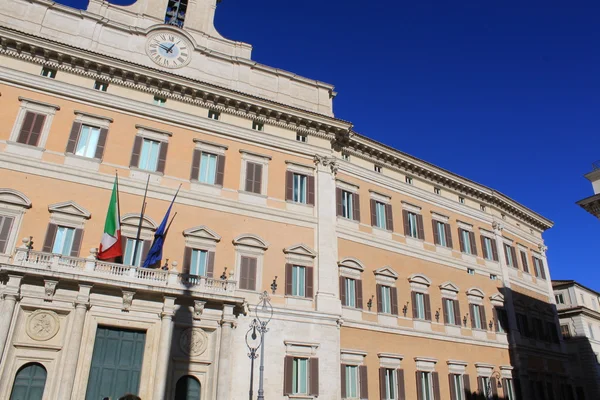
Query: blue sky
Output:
[[59, 0, 600, 290]]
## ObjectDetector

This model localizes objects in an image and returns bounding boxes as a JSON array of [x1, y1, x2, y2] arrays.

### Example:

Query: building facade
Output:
[[553, 280, 600, 399], [577, 161, 600, 219], [0, 0, 574, 399]]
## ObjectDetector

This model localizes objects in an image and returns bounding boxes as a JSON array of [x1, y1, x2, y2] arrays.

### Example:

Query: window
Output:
[[0, 215, 15, 254], [10, 363, 47, 400], [380, 285, 392, 314], [199, 152, 218, 184], [418, 371, 434, 400], [532, 257, 545, 279], [589, 323, 595, 340], [252, 121, 264, 131], [520, 251, 529, 273], [153, 95, 166, 106], [555, 294, 565, 305], [459, 229, 476, 255], [406, 212, 419, 238], [344, 278, 356, 308], [190, 249, 208, 276], [375, 201, 387, 229], [504, 378, 515, 400], [124, 238, 144, 267], [482, 237, 497, 261], [496, 308, 508, 333], [164, 0, 188, 27], [459, 196, 465, 204], [342, 190, 354, 220], [138, 138, 161, 171], [74, 125, 101, 158], [471, 304, 485, 330], [560, 324, 570, 339], [405, 176, 413, 185], [292, 358, 309, 394], [490, 274, 497, 280], [374, 165, 382, 173], [296, 133, 307, 143], [16, 111, 46, 147], [293, 173, 308, 204], [41, 66, 56, 78], [344, 365, 359, 398], [342, 153, 350, 161], [451, 374, 464, 400], [239, 256, 257, 291], [504, 244, 517, 268], [208, 110, 220, 120], [480, 205, 486, 212], [434, 187, 441, 195], [291, 265, 306, 297], [467, 268, 475, 275], [383, 368, 397, 400], [414, 292, 426, 319], [432, 221, 452, 248], [245, 162, 263, 194], [94, 81, 108, 91], [52, 226, 76, 256], [480, 377, 490, 395], [444, 299, 456, 325]]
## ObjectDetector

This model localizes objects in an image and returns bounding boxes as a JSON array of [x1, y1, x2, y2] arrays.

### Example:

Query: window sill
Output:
[[64, 153, 101, 171], [287, 395, 314, 399], [5, 141, 44, 159], [190, 181, 222, 197]]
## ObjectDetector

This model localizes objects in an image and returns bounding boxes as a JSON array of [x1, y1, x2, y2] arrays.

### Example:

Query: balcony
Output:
[[6, 247, 238, 297]]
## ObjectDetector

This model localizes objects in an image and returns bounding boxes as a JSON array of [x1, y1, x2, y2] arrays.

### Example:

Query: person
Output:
[[119, 394, 141, 400]]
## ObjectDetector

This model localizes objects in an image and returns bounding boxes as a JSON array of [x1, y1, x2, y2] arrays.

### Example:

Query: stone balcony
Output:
[[2, 246, 239, 301]]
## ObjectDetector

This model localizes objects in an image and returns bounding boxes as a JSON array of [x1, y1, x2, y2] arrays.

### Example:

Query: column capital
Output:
[[314, 154, 338, 175], [538, 244, 548, 256], [492, 221, 504, 233], [73, 301, 91, 311]]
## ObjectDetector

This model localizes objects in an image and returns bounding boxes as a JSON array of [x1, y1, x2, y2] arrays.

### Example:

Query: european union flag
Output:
[[143, 188, 179, 268]]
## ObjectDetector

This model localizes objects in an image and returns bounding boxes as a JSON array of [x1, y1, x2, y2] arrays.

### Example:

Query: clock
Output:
[[145, 32, 192, 69]]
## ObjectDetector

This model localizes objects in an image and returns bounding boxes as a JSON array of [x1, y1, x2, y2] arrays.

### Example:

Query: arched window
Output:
[[175, 375, 201, 400], [10, 363, 47, 400], [165, 0, 188, 28]]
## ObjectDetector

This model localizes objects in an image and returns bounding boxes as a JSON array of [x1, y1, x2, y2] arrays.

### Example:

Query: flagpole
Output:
[[115, 171, 122, 263], [132, 175, 150, 266]]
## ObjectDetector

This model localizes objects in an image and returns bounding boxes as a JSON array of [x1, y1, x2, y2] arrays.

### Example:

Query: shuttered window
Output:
[[342, 190, 353, 219], [292, 266, 306, 297], [532, 257, 546, 280], [340, 277, 363, 309], [52, 226, 75, 255], [245, 162, 263, 194], [417, 371, 436, 400], [16, 111, 46, 146], [520, 251, 529, 273], [380, 286, 392, 314], [344, 365, 359, 398], [470, 304, 486, 330], [444, 299, 456, 325], [411, 292, 432, 321], [503, 378, 516, 400], [337, 189, 360, 221], [139, 139, 161, 171], [481, 237, 499, 261], [124, 238, 144, 267], [190, 249, 208, 276], [450, 374, 465, 400], [0, 215, 15, 254], [70, 124, 103, 158], [495, 308, 509, 333], [434, 221, 447, 247], [504, 244, 518, 268], [285, 264, 313, 298], [415, 292, 426, 319], [42, 224, 83, 257], [190, 150, 225, 186], [375, 202, 387, 229], [284, 357, 319, 396], [239, 256, 257, 291]]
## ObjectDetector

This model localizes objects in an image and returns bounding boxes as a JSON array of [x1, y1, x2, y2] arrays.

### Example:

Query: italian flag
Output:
[[98, 177, 123, 260]]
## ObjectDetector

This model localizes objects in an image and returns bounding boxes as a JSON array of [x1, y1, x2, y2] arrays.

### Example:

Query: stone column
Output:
[[216, 304, 235, 400], [153, 297, 176, 400], [0, 275, 22, 363], [313, 155, 341, 314], [57, 284, 91, 400]]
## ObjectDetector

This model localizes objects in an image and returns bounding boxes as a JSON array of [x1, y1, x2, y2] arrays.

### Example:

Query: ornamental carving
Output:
[[314, 154, 338, 174], [180, 328, 208, 356], [26, 310, 60, 341]]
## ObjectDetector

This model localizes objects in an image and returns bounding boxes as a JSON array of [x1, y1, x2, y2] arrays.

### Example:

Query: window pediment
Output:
[[233, 234, 269, 250], [489, 293, 505, 306], [408, 274, 431, 286], [467, 287, 485, 299], [374, 266, 398, 279], [0, 189, 32, 208], [48, 201, 91, 219], [183, 225, 221, 242], [121, 213, 157, 230], [338, 257, 364, 272], [283, 243, 316, 258], [439, 282, 460, 293]]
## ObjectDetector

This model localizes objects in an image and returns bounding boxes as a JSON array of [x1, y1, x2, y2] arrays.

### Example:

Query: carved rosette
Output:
[[26, 310, 60, 341], [180, 328, 208, 357], [314, 154, 338, 175]]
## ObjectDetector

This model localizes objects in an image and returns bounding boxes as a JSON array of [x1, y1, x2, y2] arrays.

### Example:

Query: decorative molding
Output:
[[75, 110, 114, 123], [408, 274, 432, 287], [193, 138, 229, 150], [180, 327, 209, 356], [135, 124, 173, 137], [232, 234, 269, 250], [314, 154, 338, 174], [44, 280, 58, 301], [183, 225, 222, 242], [439, 282, 460, 293], [239, 149, 272, 160], [0, 188, 32, 208], [374, 266, 399, 279], [18, 96, 60, 110], [26, 309, 60, 341], [467, 287, 485, 299], [122, 291, 135, 311], [121, 213, 158, 229], [193, 300, 206, 320], [48, 200, 91, 219], [338, 257, 365, 272], [283, 243, 317, 258]]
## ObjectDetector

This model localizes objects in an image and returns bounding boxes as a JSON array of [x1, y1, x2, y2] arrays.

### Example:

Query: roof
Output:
[[552, 280, 600, 297], [577, 193, 600, 218]]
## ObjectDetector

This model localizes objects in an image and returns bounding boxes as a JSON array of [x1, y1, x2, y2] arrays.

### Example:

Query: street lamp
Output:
[[486, 371, 503, 399], [256, 290, 273, 400], [245, 318, 262, 400]]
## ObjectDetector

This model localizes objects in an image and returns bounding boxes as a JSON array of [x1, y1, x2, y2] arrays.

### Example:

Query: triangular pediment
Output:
[[283, 243, 316, 258], [48, 201, 91, 219], [439, 282, 460, 293], [0, 189, 32, 208], [233, 234, 269, 250], [184, 225, 221, 242], [489, 293, 505, 303], [374, 266, 398, 279]]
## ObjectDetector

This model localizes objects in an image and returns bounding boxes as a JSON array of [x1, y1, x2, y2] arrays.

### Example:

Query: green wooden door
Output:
[[85, 327, 146, 400], [175, 376, 201, 400], [10, 363, 47, 400]]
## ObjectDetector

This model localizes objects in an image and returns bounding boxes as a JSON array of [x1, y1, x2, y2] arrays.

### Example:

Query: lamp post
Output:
[[245, 318, 262, 400], [486, 371, 503, 400], [256, 290, 273, 400]]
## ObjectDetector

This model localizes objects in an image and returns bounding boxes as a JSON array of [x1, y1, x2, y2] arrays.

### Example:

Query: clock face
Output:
[[146, 32, 191, 69]]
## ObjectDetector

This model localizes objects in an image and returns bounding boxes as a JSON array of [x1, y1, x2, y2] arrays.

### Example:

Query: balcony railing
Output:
[[11, 247, 237, 294]]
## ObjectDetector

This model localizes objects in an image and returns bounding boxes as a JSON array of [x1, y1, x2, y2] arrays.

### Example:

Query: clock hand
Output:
[[167, 43, 176, 53], [159, 44, 171, 51]]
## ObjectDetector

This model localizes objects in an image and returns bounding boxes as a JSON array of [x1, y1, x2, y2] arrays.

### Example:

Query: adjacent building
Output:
[[553, 280, 600, 399], [577, 161, 600, 219], [0, 0, 575, 399]]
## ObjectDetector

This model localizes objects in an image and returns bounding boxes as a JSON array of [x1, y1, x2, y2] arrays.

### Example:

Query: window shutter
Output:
[[532, 256, 539, 277], [491, 377, 498, 396], [391, 287, 399, 315], [336, 188, 343, 216], [341, 364, 347, 398], [286, 170, 294, 201], [239, 256, 249, 290], [206, 251, 215, 278], [470, 304, 476, 328], [29, 113, 45, 146], [397, 369, 406, 400], [442, 299, 449, 324], [70, 228, 84, 257], [477, 377, 484, 394], [17, 111, 36, 144], [285, 263, 293, 295], [493, 307, 499, 332], [376, 284, 382, 313], [156, 141, 169, 173], [356, 279, 363, 309], [190, 149, 201, 181], [247, 257, 257, 291], [432, 220, 439, 245], [253, 163, 263, 194], [339, 276, 346, 305], [458, 229, 465, 252], [504, 244, 510, 266], [66, 122, 82, 154], [540, 261, 547, 280], [142, 240, 152, 263], [424, 293, 432, 321], [129, 136, 143, 167], [481, 306, 488, 330], [469, 231, 477, 255], [453, 300, 461, 326], [0, 216, 15, 253], [283, 356, 293, 395], [245, 162, 255, 192], [183, 247, 192, 274], [502, 378, 508, 398], [359, 365, 368, 399], [520, 251, 529, 273], [309, 357, 319, 396], [463, 374, 471, 395], [411, 291, 418, 319], [402, 210, 410, 236], [491, 239, 499, 261], [370, 199, 377, 227], [307, 175, 315, 205], [511, 246, 519, 269], [444, 223, 453, 248], [305, 266, 314, 298], [353, 193, 361, 221], [379, 367, 386, 400], [416, 371, 424, 400], [432, 372, 441, 400], [449, 374, 457, 400], [95, 128, 109, 159], [42, 223, 58, 253], [215, 154, 225, 186], [385, 203, 394, 231], [480, 236, 488, 259], [416, 214, 425, 240]]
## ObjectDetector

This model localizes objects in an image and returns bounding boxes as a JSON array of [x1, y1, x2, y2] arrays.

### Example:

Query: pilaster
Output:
[[153, 296, 176, 400], [0, 275, 21, 364], [216, 304, 236, 400]]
